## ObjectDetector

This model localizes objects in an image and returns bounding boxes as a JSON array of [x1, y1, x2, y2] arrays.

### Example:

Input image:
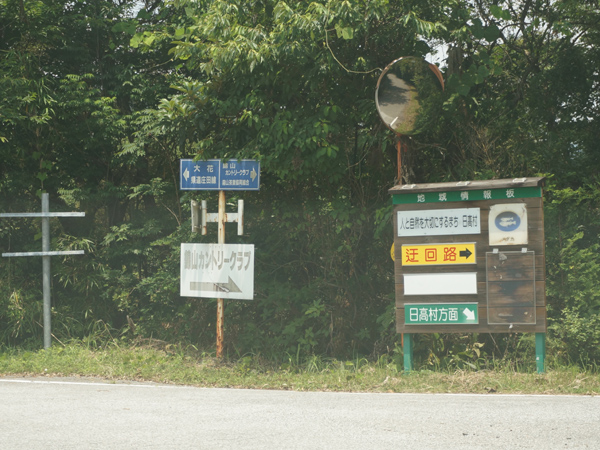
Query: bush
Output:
[[551, 310, 600, 366]]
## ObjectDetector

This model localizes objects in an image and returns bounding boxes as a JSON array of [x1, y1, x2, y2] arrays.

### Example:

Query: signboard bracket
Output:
[[191, 199, 244, 236], [199, 199, 243, 236]]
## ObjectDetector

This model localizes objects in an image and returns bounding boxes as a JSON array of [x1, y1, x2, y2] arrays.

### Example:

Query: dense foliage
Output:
[[1, 0, 599, 367]]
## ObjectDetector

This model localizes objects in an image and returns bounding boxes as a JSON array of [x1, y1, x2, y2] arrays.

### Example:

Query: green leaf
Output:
[[136, 9, 152, 20], [476, 65, 490, 83], [112, 21, 137, 35], [143, 34, 155, 46], [130, 33, 143, 48], [457, 84, 471, 96], [489, 5, 503, 20], [489, 6, 512, 21], [335, 24, 354, 40], [483, 24, 500, 42]]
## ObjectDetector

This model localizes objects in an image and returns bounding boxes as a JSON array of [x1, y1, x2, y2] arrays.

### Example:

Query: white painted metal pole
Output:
[[41, 193, 51, 349], [201, 200, 208, 235], [237, 199, 244, 236], [191, 200, 200, 233]]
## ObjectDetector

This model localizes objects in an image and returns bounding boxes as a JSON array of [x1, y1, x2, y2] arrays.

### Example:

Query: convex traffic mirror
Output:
[[375, 57, 444, 135]]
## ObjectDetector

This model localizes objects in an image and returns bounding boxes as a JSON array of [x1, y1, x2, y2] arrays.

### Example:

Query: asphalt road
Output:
[[1, 377, 599, 449]]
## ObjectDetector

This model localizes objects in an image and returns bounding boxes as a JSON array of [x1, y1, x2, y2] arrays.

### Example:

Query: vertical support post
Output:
[[396, 138, 402, 184], [237, 199, 244, 236], [191, 200, 200, 233], [216, 190, 226, 358], [403, 333, 413, 373], [201, 200, 208, 235], [536, 332, 546, 374], [41, 193, 51, 349]]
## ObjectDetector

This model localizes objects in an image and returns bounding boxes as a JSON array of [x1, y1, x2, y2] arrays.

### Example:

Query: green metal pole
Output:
[[404, 333, 414, 373], [535, 332, 546, 373]]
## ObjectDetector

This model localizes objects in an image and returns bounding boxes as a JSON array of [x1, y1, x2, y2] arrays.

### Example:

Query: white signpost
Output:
[[180, 243, 254, 300], [180, 159, 260, 357]]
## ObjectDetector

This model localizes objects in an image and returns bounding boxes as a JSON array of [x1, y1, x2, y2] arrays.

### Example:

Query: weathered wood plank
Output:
[[395, 281, 546, 307], [488, 306, 537, 324]]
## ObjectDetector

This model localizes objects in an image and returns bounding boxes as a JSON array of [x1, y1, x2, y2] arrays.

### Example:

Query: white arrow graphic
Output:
[[463, 308, 476, 321], [250, 167, 257, 182], [183, 167, 190, 181]]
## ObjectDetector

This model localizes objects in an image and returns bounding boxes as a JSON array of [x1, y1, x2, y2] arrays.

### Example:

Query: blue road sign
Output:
[[180, 159, 260, 191]]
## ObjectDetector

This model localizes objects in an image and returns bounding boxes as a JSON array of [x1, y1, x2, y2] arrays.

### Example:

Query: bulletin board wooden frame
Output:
[[389, 177, 546, 334]]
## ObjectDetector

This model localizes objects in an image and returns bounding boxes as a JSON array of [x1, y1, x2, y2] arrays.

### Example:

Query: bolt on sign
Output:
[[389, 177, 546, 334]]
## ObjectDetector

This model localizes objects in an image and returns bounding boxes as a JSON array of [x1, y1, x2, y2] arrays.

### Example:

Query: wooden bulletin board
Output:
[[389, 177, 546, 334]]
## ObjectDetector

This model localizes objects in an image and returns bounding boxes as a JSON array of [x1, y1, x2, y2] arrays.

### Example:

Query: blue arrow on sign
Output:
[[180, 159, 260, 191]]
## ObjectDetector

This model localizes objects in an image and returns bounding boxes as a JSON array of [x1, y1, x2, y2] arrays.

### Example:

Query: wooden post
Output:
[[216, 190, 226, 358], [196, 188, 247, 358]]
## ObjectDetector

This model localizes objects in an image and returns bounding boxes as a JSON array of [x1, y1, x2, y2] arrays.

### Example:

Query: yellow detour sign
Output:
[[401, 243, 476, 266]]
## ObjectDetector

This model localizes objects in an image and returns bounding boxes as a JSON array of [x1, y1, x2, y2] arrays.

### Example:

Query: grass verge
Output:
[[1, 342, 598, 395]]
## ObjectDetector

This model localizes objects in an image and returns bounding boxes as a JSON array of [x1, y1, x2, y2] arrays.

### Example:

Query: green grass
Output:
[[1, 341, 599, 395]]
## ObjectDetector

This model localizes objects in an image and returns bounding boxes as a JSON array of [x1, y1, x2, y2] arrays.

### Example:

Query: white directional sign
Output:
[[180, 243, 254, 300]]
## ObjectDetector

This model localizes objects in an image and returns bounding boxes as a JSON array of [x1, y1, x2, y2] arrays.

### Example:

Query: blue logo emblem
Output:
[[495, 211, 520, 232]]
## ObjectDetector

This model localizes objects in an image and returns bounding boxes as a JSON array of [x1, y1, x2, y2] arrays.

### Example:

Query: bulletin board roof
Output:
[[389, 177, 545, 195]]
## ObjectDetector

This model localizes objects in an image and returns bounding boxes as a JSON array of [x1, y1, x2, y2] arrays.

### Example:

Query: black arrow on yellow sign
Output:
[[460, 248, 473, 259]]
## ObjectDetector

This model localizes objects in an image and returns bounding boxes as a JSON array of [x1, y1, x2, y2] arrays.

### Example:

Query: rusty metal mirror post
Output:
[[376, 57, 444, 371]]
